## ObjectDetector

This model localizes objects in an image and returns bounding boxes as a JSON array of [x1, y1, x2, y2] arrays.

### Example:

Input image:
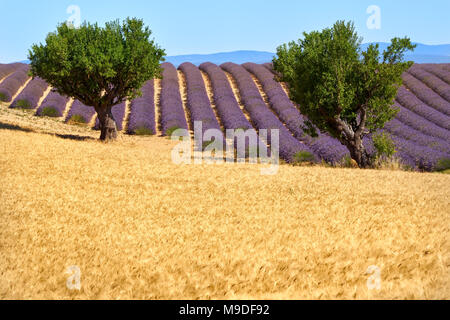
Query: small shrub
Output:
[[40, 106, 60, 117], [0, 92, 7, 102], [166, 126, 181, 138], [134, 127, 154, 136], [435, 158, 450, 172], [292, 151, 315, 165], [202, 140, 215, 151], [373, 132, 397, 159], [15, 99, 33, 109], [68, 114, 87, 124]]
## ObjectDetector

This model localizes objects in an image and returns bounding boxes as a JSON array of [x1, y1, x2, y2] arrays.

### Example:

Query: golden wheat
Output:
[[0, 108, 449, 300]]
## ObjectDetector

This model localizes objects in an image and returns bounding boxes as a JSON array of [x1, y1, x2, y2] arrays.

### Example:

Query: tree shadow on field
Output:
[[0, 122, 33, 133], [0, 121, 96, 142]]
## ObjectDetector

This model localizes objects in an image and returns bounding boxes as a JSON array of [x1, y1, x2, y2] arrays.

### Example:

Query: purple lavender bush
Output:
[[396, 86, 450, 130], [159, 63, 188, 136], [243, 62, 348, 164], [127, 80, 156, 135], [402, 72, 450, 116], [221, 62, 317, 163], [0, 63, 23, 81], [421, 64, 450, 85], [0, 64, 30, 102], [179, 62, 222, 148], [199, 62, 268, 158], [65, 100, 96, 124], [394, 101, 450, 142], [36, 91, 69, 117], [408, 65, 450, 102], [10, 77, 48, 109]]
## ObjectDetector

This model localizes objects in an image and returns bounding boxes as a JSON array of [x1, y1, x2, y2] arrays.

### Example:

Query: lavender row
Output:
[[199, 62, 268, 157], [159, 63, 188, 135], [396, 86, 450, 130], [178, 62, 222, 146], [128, 80, 156, 135], [243, 62, 349, 164], [407, 65, 450, 102], [385, 118, 450, 156], [36, 91, 69, 117], [401, 72, 450, 116], [94, 102, 126, 131], [420, 64, 450, 85], [386, 132, 449, 171], [199, 62, 253, 130], [0, 64, 30, 102], [0, 63, 23, 81], [394, 101, 450, 142], [10, 77, 48, 109], [221, 62, 316, 162], [65, 100, 96, 124]]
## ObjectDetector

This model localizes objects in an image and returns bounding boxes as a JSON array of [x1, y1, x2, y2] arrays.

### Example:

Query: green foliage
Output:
[[0, 92, 6, 101], [372, 132, 397, 159], [40, 106, 60, 117], [68, 114, 87, 124], [435, 158, 450, 172], [166, 126, 181, 138], [134, 127, 154, 136], [28, 18, 166, 111], [15, 99, 32, 109], [273, 20, 415, 160], [292, 151, 315, 164]]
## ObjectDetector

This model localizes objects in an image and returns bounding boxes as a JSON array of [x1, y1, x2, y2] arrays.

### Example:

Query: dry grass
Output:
[[0, 105, 449, 300]]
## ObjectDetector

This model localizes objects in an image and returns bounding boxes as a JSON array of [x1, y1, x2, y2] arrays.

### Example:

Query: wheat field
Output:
[[0, 108, 449, 300]]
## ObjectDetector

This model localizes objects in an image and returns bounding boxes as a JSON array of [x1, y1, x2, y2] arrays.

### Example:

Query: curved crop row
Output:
[[36, 91, 69, 117], [396, 86, 450, 130], [10, 77, 48, 109], [0, 63, 23, 81], [407, 65, 450, 102], [159, 63, 188, 135], [128, 80, 156, 135], [243, 62, 348, 163], [421, 64, 450, 85], [94, 102, 126, 131], [65, 100, 96, 124], [199, 62, 268, 157], [178, 62, 222, 146], [401, 72, 450, 116], [395, 102, 450, 142], [0, 65, 30, 102], [385, 118, 450, 155], [221, 62, 316, 162], [387, 132, 449, 171], [199, 62, 253, 131]]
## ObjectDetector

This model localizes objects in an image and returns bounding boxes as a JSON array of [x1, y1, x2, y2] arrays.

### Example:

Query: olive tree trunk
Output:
[[96, 106, 118, 141], [345, 138, 371, 168]]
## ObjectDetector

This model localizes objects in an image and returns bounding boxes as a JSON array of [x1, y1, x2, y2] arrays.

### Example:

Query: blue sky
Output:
[[1, 0, 449, 63]]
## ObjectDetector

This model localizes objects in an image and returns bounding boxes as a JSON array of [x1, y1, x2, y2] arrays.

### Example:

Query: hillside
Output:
[[0, 105, 449, 299], [1, 62, 449, 171]]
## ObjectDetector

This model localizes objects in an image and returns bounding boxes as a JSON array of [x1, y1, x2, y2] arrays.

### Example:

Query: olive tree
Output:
[[29, 18, 166, 141], [273, 21, 416, 167]]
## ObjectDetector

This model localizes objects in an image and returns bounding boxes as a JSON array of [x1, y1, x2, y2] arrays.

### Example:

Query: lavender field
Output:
[[1, 62, 449, 171]]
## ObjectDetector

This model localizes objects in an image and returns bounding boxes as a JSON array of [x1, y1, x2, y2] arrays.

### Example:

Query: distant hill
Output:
[[165, 50, 275, 67], [12, 43, 450, 66]]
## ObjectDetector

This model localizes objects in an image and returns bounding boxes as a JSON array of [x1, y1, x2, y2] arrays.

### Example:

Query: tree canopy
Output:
[[273, 20, 416, 167], [28, 17, 166, 140]]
